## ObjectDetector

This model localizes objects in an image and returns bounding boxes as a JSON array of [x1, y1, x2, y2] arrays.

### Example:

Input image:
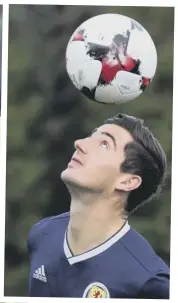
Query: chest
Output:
[[29, 248, 143, 298]]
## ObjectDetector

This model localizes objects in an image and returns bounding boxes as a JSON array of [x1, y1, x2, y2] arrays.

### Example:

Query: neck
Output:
[[67, 190, 127, 255]]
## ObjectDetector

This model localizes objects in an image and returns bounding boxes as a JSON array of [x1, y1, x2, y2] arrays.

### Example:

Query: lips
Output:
[[71, 157, 83, 165]]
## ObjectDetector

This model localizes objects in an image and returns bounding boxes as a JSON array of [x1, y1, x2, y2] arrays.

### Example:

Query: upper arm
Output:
[[137, 273, 170, 299], [27, 217, 52, 255]]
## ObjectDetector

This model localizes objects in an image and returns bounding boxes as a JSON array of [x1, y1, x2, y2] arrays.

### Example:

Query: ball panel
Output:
[[73, 14, 132, 46], [127, 22, 157, 78], [115, 71, 142, 95], [78, 60, 102, 90], [94, 71, 142, 104]]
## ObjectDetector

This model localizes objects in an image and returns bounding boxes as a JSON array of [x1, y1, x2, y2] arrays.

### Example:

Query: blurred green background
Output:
[[5, 5, 173, 296]]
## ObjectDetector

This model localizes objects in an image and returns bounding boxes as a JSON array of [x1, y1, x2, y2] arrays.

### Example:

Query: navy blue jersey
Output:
[[28, 212, 170, 298]]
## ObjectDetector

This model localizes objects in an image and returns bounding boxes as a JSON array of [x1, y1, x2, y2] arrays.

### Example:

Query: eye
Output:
[[101, 140, 109, 149]]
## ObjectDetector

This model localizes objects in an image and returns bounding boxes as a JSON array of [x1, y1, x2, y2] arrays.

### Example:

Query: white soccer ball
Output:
[[66, 14, 157, 104]]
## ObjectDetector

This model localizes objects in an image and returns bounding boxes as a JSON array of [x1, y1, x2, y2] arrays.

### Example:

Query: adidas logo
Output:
[[33, 265, 47, 283]]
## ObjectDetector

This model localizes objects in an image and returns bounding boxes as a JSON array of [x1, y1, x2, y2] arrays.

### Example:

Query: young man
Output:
[[28, 113, 170, 298]]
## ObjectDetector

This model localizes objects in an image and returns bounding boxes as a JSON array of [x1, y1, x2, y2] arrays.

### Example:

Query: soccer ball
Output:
[[66, 14, 157, 105]]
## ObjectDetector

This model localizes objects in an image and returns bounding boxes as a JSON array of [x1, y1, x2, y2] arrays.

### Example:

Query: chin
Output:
[[61, 167, 71, 181], [61, 167, 81, 185], [61, 169, 94, 193]]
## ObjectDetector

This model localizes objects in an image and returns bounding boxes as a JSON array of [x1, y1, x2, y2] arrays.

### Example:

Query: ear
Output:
[[115, 174, 142, 192]]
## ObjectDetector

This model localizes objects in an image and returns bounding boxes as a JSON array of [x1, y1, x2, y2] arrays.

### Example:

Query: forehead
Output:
[[96, 124, 133, 147]]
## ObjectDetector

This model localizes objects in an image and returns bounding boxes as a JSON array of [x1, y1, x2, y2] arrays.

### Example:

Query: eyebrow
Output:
[[91, 128, 117, 151]]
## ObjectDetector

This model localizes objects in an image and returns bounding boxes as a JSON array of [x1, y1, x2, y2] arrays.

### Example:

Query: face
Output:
[[61, 124, 135, 194]]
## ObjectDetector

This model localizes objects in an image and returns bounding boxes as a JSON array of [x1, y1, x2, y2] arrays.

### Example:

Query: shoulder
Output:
[[120, 226, 170, 298], [121, 226, 169, 274], [137, 272, 169, 299], [120, 226, 169, 297], [27, 212, 70, 253], [29, 211, 70, 233]]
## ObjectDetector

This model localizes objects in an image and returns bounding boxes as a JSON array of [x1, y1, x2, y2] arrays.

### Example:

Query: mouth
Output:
[[68, 157, 83, 167]]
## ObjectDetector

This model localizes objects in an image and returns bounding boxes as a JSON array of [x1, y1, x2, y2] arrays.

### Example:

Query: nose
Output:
[[74, 138, 89, 154]]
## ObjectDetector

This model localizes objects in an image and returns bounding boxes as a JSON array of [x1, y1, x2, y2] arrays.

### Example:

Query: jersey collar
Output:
[[63, 221, 130, 265]]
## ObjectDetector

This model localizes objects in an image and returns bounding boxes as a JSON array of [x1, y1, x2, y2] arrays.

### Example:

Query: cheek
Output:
[[87, 154, 119, 177]]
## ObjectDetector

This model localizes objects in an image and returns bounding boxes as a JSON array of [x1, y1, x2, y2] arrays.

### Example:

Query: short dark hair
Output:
[[105, 113, 167, 214]]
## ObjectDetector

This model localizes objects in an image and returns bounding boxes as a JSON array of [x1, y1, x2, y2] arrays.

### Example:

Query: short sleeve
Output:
[[137, 273, 170, 299], [27, 217, 53, 255]]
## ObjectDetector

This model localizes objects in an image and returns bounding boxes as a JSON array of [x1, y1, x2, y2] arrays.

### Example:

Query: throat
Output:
[[66, 194, 128, 256], [67, 215, 127, 256]]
